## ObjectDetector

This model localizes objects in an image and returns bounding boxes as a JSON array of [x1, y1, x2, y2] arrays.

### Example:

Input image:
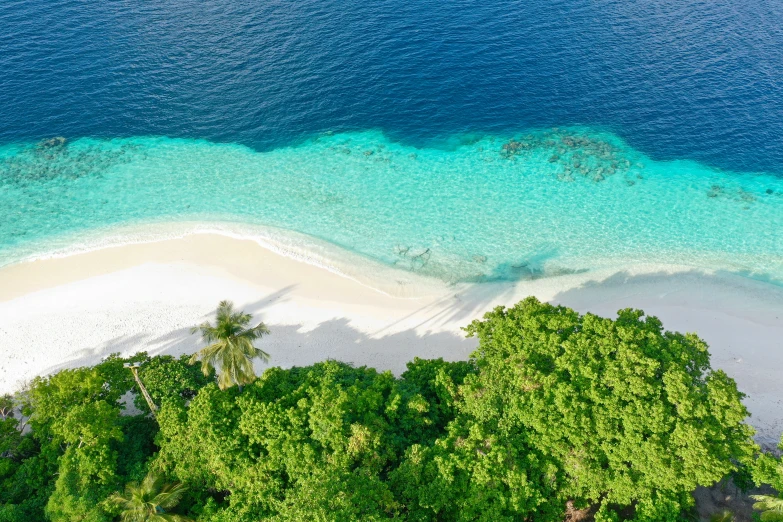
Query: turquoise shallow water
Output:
[[1, 129, 782, 284]]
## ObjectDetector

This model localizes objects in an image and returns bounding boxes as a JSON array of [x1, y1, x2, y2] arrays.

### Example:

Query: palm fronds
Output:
[[751, 494, 783, 522], [108, 473, 192, 522], [189, 300, 271, 390]]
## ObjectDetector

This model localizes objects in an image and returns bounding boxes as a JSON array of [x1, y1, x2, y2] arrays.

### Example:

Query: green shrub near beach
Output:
[[0, 297, 774, 521]]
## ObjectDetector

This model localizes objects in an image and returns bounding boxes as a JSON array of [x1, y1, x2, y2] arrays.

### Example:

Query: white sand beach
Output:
[[1, 233, 782, 446]]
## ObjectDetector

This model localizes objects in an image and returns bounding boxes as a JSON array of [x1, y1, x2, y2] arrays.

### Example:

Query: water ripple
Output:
[[1, 0, 782, 172]]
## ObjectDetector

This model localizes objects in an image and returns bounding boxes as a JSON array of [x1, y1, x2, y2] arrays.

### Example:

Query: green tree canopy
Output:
[[133, 354, 213, 411], [454, 297, 757, 520], [154, 359, 472, 521], [0, 355, 161, 522]]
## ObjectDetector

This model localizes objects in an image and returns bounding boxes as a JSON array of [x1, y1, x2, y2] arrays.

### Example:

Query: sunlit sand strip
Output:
[[0, 220, 449, 297]]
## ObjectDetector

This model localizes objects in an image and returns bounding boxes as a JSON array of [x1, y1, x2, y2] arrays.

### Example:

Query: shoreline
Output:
[[5, 219, 782, 294], [0, 220, 453, 298], [1, 233, 782, 446]]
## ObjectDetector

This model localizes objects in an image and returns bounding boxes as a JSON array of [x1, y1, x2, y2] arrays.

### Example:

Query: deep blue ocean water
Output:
[[1, 0, 782, 283]]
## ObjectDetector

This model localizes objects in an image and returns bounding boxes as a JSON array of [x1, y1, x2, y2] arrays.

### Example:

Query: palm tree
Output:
[[108, 473, 192, 522], [751, 494, 783, 521], [189, 300, 271, 390]]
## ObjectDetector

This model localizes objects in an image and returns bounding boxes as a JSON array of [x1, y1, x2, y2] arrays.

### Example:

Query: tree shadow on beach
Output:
[[371, 280, 519, 337], [33, 267, 783, 378], [34, 286, 298, 378], [39, 317, 475, 379], [549, 268, 783, 321]]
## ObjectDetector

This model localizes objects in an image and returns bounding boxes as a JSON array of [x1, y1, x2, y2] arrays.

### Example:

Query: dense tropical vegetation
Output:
[[0, 297, 781, 521]]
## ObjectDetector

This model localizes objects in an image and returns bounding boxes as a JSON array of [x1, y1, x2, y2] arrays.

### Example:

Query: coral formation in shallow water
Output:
[[0, 129, 781, 283], [500, 129, 641, 184], [0, 137, 140, 187]]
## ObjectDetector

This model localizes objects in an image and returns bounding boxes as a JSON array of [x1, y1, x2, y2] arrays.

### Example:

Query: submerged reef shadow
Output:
[[391, 241, 587, 286], [458, 246, 588, 284], [498, 127, 644, 183], [0, 136, 142, 188]]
